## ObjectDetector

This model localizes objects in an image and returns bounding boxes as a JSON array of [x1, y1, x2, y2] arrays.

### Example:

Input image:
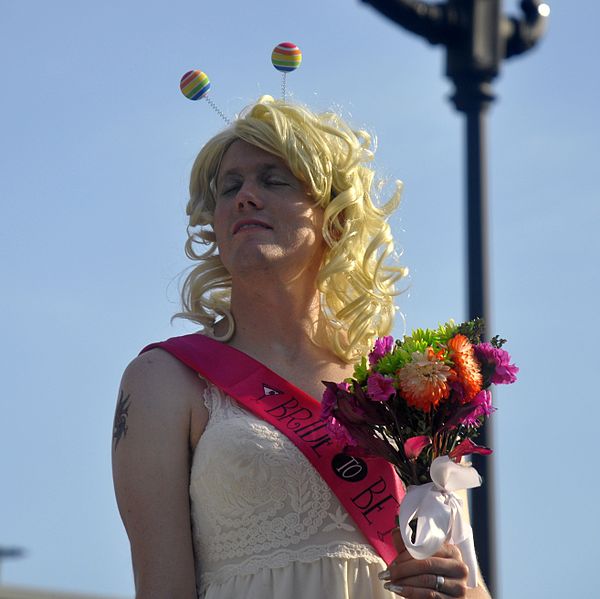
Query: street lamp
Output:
[[0, 546, 26, 582], [360, 0, 549, 595]]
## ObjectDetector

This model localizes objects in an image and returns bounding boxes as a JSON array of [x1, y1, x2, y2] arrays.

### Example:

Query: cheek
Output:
[[212, 204, 228, 245], [288, 207, 323, 245]]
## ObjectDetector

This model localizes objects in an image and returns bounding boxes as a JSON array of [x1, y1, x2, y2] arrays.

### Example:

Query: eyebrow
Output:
[[218, 163, 288, 184]]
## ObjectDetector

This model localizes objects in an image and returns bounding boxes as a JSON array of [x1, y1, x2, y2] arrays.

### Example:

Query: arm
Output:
[[381, 489, 492, 598], [112, 348, 209, 598]]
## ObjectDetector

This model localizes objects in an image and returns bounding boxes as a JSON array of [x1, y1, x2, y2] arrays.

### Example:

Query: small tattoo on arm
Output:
[[113, 389, 131, 450]]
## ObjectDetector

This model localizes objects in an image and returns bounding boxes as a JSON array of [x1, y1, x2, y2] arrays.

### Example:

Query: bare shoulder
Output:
[[114, 348, 209, 453], [121, 347, 207, 399]]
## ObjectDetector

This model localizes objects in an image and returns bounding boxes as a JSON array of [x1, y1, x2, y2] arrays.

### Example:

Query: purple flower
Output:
[[321, 387, 337, 420], [366, 372, 396, 402], [474, 342, 519, 385], [320, 382, 351, 420], [473, 389, 495, 416], [326, 417, 357, 446], [368, 336, 395, 366], [459, 390, 496, 427], [336, 392, 367, 424]]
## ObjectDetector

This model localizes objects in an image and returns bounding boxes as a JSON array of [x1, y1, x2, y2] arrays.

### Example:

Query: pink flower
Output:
[[366, 372, 396, 402], [369, 336, 394, 366], [474, 343, 519, 385], [459, 390, 496, 427], [449, 438, 493, 462], [404, 435, 431, 460]]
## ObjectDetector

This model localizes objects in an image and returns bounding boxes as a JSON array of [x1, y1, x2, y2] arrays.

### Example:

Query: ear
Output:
[[325, 209, 345, 244]]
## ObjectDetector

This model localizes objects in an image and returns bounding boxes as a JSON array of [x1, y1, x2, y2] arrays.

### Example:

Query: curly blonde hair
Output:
[[175, 96, 408, 362]]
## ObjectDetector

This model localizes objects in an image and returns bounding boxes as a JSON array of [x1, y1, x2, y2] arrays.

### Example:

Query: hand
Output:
[[379, 528, 469, 598]]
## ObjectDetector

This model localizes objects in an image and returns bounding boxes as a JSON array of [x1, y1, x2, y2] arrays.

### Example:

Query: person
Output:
[[112, 96, 492, 598]]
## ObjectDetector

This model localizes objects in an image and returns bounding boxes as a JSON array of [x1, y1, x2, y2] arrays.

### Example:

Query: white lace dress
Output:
[[190, 384, 397, 599]]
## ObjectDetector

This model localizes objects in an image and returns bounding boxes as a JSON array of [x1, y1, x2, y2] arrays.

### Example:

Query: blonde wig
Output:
[[176, 96, 408, 362]]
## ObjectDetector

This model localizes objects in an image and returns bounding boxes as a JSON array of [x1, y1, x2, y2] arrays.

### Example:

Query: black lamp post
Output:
[[360, 0, 548, 595], [0, 546, 25, 582]]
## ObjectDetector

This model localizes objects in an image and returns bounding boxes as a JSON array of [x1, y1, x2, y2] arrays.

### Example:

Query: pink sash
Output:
[[141, 333, 404, 564]]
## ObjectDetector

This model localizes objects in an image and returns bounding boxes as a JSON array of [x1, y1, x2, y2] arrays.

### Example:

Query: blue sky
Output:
[[1, 1, 598, 597]]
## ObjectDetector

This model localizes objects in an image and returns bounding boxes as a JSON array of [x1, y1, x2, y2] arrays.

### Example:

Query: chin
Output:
[[225, 245, 283, 271]]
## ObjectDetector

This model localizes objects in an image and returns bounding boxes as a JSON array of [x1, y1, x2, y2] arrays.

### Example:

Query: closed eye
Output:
[[221, 183, 241, 195], [263, 172, 293, 187]]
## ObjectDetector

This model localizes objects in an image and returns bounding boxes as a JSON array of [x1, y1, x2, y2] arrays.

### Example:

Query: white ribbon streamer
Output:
[[398, 456, 482, 587]]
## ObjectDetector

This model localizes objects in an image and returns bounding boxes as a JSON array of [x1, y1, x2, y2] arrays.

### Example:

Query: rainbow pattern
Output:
[[180, 70, 211, 100], [271, 42, 302, 72]]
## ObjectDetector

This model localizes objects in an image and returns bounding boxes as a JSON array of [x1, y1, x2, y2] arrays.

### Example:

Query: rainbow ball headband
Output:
[[179, 70, 231, 124], [271, 41, 302, 102], [179, 41, 302, 123]]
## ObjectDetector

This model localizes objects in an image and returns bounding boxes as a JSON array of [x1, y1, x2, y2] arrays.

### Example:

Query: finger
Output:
[[391, 530, 463, 565], [389, 555, 469, 582], [384, 582, 454, 598], [432, 543, 464, 561], [389, 573, 467, 598], [382, 581, 408, 597], [390, 528, 413, 564]]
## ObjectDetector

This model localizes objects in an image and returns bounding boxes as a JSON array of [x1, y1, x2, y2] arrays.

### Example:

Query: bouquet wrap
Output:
[[398, 456, 481, 587]]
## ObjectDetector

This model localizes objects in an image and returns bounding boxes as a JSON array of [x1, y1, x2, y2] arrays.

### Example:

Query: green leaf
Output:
[[353, 356, 369, 384], [490, 334, 507, 348], [456, 318, 486, 343]]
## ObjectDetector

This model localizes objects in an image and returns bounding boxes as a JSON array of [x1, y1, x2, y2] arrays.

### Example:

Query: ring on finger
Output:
[[435, 575, 445, 592]]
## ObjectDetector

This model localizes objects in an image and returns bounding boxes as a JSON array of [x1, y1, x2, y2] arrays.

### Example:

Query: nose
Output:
[[236, 181, 264, 210]]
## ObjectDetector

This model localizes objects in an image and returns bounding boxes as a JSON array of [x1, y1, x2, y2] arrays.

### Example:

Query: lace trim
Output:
[[198, 542, 384, 592], [202, 383, 249, 421]]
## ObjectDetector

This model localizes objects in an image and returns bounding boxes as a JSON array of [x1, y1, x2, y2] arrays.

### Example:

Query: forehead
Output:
[[218, 140, 290, 179]]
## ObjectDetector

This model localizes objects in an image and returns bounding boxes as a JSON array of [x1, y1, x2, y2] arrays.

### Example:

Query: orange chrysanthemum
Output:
[[447, 334, 483, 403], [396, 348, 452, 413]]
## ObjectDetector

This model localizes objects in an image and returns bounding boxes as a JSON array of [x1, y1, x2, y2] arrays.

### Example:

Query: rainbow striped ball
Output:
[[180, 70, 211, 100], [271, 42, 302, 72]]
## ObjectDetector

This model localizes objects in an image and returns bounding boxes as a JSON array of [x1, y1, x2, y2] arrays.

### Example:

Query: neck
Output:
[[219, 272, 340, 366]]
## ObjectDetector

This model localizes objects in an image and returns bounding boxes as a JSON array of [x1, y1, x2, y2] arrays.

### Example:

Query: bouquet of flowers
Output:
[[321, 318, 518, 587]]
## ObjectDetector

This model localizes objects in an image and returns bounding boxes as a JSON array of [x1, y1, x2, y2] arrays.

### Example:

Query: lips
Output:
[[232, 219, 273, 234]]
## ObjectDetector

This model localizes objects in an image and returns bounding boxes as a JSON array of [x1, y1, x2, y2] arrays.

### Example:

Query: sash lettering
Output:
[[260, 394, 332, 455], [352, 476, 401, 524]]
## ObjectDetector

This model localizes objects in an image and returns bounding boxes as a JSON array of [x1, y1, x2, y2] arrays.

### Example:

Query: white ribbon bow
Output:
[[398, 456, 481, 588]]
